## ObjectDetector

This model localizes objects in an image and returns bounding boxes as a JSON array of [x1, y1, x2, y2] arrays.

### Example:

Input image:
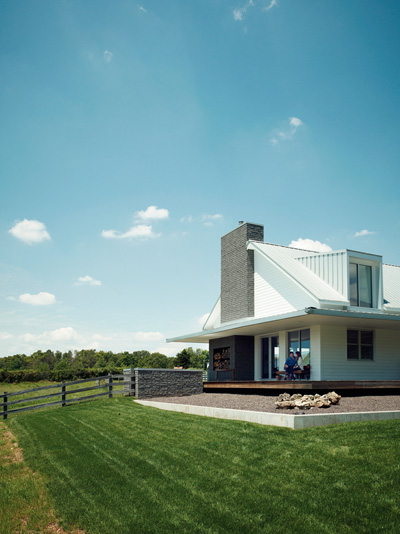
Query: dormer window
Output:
[[349, 262, 372, 308]]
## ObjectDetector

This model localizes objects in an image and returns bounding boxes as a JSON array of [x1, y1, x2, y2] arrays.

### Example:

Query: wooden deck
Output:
[[204, 380, 400, 393]]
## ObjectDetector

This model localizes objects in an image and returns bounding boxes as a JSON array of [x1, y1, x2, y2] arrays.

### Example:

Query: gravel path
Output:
[[144, 393, 400, 414]]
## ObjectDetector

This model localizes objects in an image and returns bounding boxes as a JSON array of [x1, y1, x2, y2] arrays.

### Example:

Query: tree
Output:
[[142, 352, 171, 369], [175, 347, 209, 369], [174, 349, 191, 369], [73, 349, 98, 368]]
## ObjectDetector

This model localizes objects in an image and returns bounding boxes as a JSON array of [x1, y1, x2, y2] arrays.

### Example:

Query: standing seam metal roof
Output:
[[249, 241, 349, 304]]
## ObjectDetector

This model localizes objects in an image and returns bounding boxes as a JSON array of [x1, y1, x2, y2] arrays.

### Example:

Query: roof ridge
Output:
[[256, 241, 321, 254]]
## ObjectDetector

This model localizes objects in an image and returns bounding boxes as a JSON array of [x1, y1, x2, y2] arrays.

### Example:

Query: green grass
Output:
[[0, 380, 57, 394], [0, 420, 74, 533], [3, 397, 400, 534]]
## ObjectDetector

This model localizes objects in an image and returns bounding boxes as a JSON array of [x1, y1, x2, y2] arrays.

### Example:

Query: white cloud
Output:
[[101, 224, 159, 240], [264, 0, 278, 11], [234, 0, 277, 21], [9, 219, 51, 245], [92, 333, 112, 342], [233, 0, 254, 21], [75, 275, 102, 286], [130, 331, 165, 342], [202, 213, 223, 221], [180, 215, 193, 223], [202, 214, 223, 227], [270, 117, 304, 145], [181, 214, 223, 226], [19, 292, 56, 306], [233, 8, 245, 21], [288, 238, 333, 253], [6, 296, 16, 301], [154, 342, 184, 357], [102, 207, 168, 240], [103, 50, 113, 63], [290, 117, 303, 128], [353, 229, 376, 238], [0, 332, 13, 340], [138, 5, 148, 13], [134, 206, 169, 221], [23, 327, 80, 344]]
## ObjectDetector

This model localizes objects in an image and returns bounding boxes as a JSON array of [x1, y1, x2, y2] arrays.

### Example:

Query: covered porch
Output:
[[169, 308, 400, 383]]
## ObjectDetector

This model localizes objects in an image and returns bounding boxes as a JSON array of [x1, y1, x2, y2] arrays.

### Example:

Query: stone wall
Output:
[[124, 368, 203, 399]]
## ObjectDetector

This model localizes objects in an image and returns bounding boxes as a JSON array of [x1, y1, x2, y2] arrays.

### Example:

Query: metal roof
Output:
[[383, 263, 400, 310], [168, 307, 400, 344], [248, 241, 349, 304]]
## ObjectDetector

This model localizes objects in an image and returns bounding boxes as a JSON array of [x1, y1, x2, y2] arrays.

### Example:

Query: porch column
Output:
[[310, 325, 321, 380], [278, 331, 287, 371], [254, 336, 262, 380]]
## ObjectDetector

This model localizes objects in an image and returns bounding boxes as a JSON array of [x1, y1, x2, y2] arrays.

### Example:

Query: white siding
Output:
[[203, 298, 221, 330], [297, 252, 347, 296], [320, 325, 400, 380], [254, 252, 317, 318], [250, 242, 348, 305]]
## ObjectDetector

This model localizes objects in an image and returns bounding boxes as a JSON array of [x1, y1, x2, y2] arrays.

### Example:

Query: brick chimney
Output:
[[220, 222, 264, 323]]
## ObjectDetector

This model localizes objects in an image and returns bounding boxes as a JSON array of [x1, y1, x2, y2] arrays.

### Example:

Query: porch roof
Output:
[[167, 308, 400, 344]]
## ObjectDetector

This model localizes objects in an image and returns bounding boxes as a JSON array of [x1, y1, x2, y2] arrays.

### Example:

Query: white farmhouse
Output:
[[169, 222, 400, 383]]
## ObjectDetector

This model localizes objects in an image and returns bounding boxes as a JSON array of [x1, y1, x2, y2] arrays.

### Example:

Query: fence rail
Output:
[[1, 373, 135, 420]]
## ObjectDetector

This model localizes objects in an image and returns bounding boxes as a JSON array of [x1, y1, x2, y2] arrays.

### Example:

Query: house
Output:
[[168, 222, 400, 382]]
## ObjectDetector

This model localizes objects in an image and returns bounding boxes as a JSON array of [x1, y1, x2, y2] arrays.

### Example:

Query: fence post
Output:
[[61, 382, 66, 407], [3, 392, 7, 420], [108, 373, 113, 398]]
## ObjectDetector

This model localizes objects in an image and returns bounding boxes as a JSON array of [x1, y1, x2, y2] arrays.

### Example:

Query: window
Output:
[[347, 330, 373, 360], [349, 262, 372, 307], [288, 329, 310, 364]]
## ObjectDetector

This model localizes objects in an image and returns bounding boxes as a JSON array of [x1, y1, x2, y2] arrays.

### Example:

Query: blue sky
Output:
[[1, 0, 399, 357]]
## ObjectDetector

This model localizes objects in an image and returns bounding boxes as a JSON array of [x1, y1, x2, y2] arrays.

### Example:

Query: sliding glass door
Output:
[[262, 336, 279, 379]]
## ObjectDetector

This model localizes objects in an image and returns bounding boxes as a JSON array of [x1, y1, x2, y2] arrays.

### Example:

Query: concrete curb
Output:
[[135, 400, 400, 429]]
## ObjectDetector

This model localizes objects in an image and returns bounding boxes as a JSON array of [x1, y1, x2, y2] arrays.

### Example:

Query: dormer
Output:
[[347, 250, 383, 310], [295, 248, 383, 311]]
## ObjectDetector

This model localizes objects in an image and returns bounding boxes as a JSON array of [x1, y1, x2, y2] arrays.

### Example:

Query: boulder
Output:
[[275, 391, 341, 410]]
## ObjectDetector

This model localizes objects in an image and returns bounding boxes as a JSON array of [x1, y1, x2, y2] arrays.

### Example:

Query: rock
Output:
[[275, 391, 341, 410], [275, 400, 296, 409]]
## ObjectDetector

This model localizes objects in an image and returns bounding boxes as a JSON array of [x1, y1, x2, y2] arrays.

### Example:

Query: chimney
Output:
[[220, 222, 264, 323]]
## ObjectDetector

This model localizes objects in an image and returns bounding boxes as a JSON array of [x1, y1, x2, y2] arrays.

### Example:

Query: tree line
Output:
[[0, 347, 209, 383]]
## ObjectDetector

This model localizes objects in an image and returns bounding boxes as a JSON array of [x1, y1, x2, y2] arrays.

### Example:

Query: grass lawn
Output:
[[2, 397, 400, 534]]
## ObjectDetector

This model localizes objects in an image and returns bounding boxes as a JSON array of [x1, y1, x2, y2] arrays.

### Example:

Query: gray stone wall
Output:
[[221, 222, 264, 323], [124, 368, 203, 399], [209, 335, 254, 381]]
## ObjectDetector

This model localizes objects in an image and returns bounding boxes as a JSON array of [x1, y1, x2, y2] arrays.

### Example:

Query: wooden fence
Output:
[[1, 374, 135, 420]]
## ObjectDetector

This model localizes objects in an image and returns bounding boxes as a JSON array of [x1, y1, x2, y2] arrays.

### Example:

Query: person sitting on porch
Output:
[[296, 350, 304, 369], [295, 350, 304, 379], [284, 352, 297, 380]]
